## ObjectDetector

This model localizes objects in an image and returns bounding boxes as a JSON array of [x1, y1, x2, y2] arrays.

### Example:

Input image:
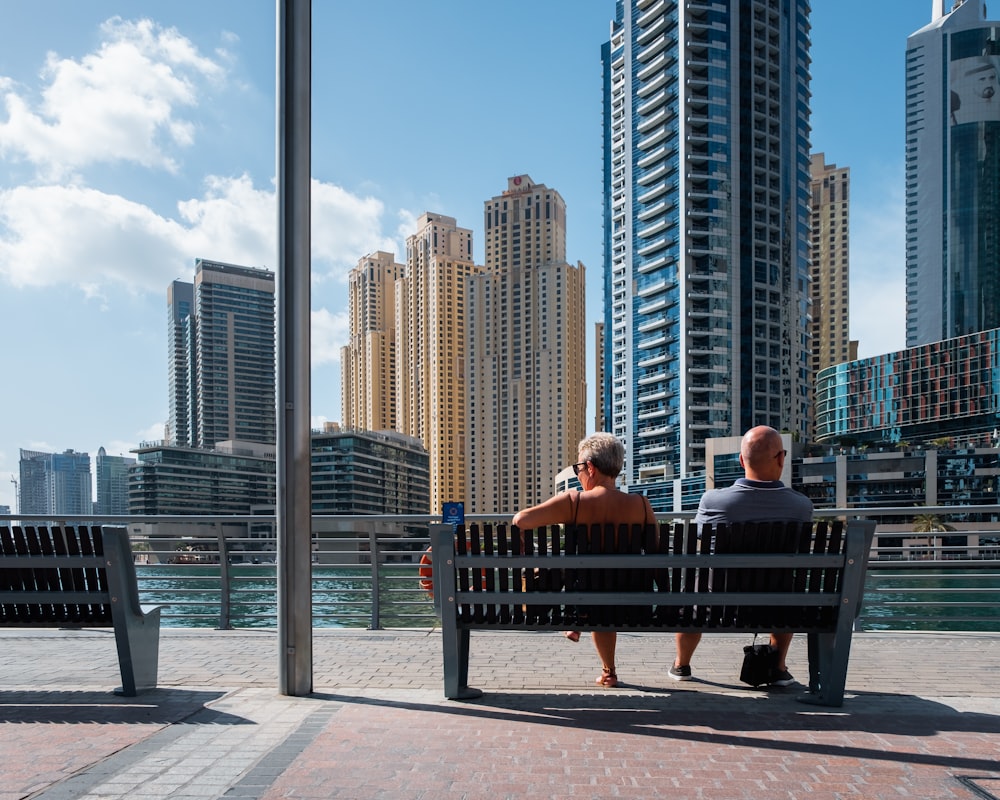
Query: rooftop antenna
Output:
[[9, 475, 18, 515]]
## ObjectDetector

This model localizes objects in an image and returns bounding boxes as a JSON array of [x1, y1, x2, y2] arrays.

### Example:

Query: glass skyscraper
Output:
[[906, 0, 1000, 347], [95, 446, 136, 516], [167, 259, 276, 448], [602, 0, 812, 507], [18, 448, 92, 517]]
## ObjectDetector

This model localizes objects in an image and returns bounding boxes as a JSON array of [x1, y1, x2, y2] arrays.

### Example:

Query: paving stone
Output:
[[0, 630, 998, 799]]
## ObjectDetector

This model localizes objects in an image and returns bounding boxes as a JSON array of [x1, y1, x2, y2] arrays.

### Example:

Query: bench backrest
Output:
[[436, 518, 874, 630], [0, 525, 117, 626]]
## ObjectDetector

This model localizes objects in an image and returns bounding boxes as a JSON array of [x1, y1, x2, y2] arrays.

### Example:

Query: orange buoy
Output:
[[418, 547, 434, 595], [418, 545, 488, 598]]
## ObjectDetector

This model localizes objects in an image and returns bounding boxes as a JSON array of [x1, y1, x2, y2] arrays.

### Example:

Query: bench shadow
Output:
[[310, 689, 1000, 774], [0, 688, 250, 725]]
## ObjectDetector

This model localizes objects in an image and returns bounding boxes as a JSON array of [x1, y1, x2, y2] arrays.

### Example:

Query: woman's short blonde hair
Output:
[[578, 432, 625, 478]]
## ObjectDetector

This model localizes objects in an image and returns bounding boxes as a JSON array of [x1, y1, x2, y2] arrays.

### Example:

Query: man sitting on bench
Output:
[[668, 425, 814, 686]]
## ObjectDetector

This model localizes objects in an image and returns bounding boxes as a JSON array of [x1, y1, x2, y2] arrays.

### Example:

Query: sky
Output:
[[0, 1, 936, 512]]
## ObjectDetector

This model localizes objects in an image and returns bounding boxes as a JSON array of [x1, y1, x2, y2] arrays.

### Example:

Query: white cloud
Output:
[[311, 307, 348, 367], [396, 209, 419, 244], [178, 174, 276, 268], [0, 183, 191, 294], [311, 181, 399, 281], [0, 17, 224, 177], [0, 175, 398, 297]]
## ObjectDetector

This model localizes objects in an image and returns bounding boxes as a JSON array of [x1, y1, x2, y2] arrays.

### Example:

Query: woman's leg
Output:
[[592, 631, 618, 686]]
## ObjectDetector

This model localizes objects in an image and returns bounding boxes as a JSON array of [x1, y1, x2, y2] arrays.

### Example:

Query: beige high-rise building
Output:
[[809, 153, 854, 437], [341, 251, 402, 433], [467, 175, 586, 514], [595, 321, 605, 433], [396, 213, 482, 513]]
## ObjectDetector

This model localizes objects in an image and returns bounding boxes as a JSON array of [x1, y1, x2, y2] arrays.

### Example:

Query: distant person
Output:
[[512, 432, 655, 688], [668, 425, 813, 686]]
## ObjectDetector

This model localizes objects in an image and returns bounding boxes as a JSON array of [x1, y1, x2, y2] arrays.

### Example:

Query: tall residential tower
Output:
[[340, 251, 403, 433], [396, 213, 483, 513], [167, 259, 276, 448], [467, 176, 587, 514], [808, 153, 854, 433], [603, 1, 812, 507], [905, 0, 1000, 346]]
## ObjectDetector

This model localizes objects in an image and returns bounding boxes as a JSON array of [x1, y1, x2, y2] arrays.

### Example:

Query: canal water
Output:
[[136, 564, 1000, 632]]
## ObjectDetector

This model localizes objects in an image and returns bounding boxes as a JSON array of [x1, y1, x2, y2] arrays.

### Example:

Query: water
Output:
[[136, 563, 437, 629], [135, 564, 1000, 632], [861, 567, 1000, 632]]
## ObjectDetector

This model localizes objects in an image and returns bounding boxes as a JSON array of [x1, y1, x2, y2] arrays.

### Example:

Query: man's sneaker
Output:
[[769, 669, 795, 687], [668, 664, 692, 681]]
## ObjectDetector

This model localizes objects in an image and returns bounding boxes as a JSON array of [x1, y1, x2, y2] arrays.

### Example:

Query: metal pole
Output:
[[276, 0, 312, 696], [217, 523, 232, 630], [368, 523, 381, 630]]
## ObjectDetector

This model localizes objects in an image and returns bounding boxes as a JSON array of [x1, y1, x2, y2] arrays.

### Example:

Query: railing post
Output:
[[369, 523, 381, 629], [217, 523, 232, 630]]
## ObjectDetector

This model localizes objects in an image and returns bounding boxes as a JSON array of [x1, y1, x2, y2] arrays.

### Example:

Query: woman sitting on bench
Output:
[[512, 432, 655, 688]]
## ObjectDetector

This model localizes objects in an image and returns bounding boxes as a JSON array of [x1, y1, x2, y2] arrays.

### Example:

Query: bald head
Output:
[[739, 425, 786, 481]]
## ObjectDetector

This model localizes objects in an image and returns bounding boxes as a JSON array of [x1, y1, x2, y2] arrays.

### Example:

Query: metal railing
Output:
[[3, 507, 999, 631]]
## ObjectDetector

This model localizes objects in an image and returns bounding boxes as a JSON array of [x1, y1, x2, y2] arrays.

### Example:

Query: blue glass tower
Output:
[[905, 0, 1000, 347], [602, 0, 813, 506]]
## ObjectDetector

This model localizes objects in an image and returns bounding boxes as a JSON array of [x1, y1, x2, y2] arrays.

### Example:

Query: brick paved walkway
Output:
[[1, 629, 998, 799]]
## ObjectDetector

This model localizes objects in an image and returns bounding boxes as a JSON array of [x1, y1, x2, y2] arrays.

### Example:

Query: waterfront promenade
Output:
[[1, 628, 998, 799]]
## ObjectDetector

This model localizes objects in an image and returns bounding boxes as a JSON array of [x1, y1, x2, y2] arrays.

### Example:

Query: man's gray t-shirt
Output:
[[694, 478, 813, 525]]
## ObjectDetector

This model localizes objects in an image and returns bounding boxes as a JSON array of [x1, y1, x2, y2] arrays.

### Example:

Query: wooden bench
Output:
[[0, 525, 163, 696], [430, 518, 875, 707]]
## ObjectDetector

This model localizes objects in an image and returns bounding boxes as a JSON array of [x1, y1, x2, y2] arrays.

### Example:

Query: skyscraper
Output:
[[395, 213, 483, 513], [905, 0, 1000, 347], [167, 259, 276, 448], [808, 154, 854, 416], [602, 1, 812, 506], [341, 251, 403, 433], [466, 176, 587, 513], [19, 448, 92, 517], [95, 446, 136, 516], [166, 279, 194, 447], [595, 321, 606, 433]]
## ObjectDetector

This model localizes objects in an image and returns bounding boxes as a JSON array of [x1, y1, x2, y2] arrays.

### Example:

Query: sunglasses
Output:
[[572, 461, 589, 476]]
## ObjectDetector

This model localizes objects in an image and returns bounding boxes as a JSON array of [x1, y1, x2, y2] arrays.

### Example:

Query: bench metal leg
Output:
[[442, 628, 481, 700], [799, 522, 871, 708], [431, 526, 482, 700], [798, 628, 853, 708], [806, 631, 820, 694], [112, 607, 162, 696]]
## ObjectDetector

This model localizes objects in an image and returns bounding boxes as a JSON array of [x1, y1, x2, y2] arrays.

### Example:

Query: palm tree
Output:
[[912, 513, 953, 533], [911, 513, 954, 560]]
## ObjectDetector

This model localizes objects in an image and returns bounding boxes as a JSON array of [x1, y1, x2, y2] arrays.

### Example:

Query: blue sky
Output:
[[0, 1, 935, 511]]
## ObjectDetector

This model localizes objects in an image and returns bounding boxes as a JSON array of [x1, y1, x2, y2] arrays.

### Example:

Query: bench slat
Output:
[[0, 555, 106, 568], [451, 553, 847, 569], [0, 591, 111, 604]]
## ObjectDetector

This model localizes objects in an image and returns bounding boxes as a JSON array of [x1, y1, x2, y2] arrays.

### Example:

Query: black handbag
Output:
[[740, 634, 779, 687]]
